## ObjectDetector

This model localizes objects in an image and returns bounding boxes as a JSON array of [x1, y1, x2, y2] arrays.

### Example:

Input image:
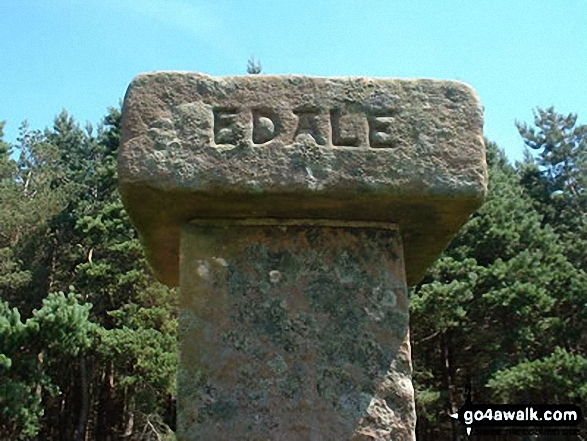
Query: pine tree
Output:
[[246, 56, 262, 74], [411, 140, 587, 440], [517, 107, 587, 271], [0, 109, 178, 440]]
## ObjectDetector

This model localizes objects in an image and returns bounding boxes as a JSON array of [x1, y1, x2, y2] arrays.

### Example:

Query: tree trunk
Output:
[[75, 356, 89, 441], [96, 363, 118, 440], [441, 332, 460, 441]]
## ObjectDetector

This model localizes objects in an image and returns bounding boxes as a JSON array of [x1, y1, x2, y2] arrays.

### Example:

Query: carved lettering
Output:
[[369, 116, 396, 148], [211, 106, 398, 149], [330, 109, 363, 147], [213, 108, 239, 145], [293, 108, 327, 145], [252, 109, 277, 144]]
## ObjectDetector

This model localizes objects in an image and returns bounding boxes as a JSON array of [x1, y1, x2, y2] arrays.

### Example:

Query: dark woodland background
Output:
[[1, 104, 585, 440]]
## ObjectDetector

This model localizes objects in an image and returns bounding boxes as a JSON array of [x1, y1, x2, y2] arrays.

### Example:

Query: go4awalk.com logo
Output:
[[450, 399, 582, 436]]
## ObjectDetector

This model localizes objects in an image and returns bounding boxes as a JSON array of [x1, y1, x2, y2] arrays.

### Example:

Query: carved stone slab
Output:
[[119, 72, 487, 286]]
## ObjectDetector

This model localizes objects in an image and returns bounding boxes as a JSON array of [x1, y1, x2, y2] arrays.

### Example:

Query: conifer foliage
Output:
[[0, 110, 177, 440], [0, 107, 585, 440], [413, 109, 587, 440]]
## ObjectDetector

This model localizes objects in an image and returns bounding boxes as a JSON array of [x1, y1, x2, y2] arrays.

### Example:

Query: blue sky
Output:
[[1, 0, 586, 162]]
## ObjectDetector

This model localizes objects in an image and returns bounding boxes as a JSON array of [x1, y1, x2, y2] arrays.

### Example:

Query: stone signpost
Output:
[[118, 72, 487, 440]]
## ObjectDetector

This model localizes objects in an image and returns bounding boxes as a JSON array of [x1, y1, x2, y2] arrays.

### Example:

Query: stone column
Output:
[[118, 73, 487, 440], [179, 220, 413, 440]]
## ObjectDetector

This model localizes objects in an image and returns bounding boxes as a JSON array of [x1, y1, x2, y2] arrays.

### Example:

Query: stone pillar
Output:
[[179, 220, 413, 439], [118, 73, 487, 440]]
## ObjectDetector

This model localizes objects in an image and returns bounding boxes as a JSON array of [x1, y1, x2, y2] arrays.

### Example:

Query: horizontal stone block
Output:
[[119, 72, 487, 286]]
